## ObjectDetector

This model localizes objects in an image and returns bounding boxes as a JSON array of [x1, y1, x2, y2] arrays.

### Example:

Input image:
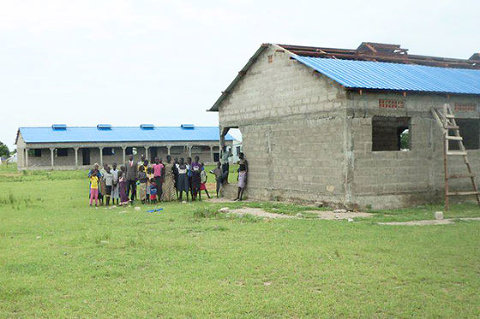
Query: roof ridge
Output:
[[279, 43, 479, 69]]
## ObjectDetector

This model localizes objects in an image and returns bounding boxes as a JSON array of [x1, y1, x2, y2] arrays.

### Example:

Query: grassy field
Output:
[[1, 164, 479, 317]]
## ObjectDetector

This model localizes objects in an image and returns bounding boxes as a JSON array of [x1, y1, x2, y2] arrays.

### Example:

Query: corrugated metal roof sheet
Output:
[[19, 126, 233, 144], [293, 55, 480, 95]]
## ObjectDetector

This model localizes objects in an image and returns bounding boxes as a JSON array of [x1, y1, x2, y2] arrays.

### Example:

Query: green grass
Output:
[[1, 165, 480, 317]]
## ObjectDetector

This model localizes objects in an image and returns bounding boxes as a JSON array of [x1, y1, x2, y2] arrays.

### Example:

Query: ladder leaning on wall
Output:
[[431, 104, 480, 210]]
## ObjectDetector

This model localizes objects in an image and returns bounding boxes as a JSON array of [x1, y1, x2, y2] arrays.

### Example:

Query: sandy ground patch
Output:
[[379, 220, 454, 226], [226, 208, 372, 220], [304, 210, 373, 220], [379, 217, 480, 226], [229, 207, 295, 219], [457, 217, 480, 221], [206, 197, 238, 203]]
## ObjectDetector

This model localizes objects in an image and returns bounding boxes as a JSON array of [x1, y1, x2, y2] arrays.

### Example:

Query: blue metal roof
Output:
[[19, 125, 233, 144], [293, 56, 480, 95]]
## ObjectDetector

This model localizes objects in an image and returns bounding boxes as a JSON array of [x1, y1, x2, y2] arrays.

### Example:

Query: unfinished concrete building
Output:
[[16, 124, 233, 170], [210, 42, 480, 209]]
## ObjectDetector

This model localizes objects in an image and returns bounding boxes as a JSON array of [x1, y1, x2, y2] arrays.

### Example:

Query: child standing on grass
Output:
[[111, 163, 120, 205], [137, 165, 148, 204], [191, 156, 202, 201], [118, 168, 129, 206], [149, 179, 158, 203], [99, 164, 109, 205], [89, 170, 99, 206], [199, 163, 211, 200], [234, 153, 248, 201], [146, 166, 154, 203], [176, 158, 189, 202], [103, 166, 113, 206], [152, 158, 164, 201], [210, 162, 223, 198]]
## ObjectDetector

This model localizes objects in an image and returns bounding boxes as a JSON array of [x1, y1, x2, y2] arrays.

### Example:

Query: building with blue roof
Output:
[[210, 42, 480, 209], [16, 124, 233, 169]]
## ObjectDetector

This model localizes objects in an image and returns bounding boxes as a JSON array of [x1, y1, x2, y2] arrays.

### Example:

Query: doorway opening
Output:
[[81, 148, 91, 165]]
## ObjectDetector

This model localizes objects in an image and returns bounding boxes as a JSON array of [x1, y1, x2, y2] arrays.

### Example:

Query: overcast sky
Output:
[[1, 0, 479, 149]]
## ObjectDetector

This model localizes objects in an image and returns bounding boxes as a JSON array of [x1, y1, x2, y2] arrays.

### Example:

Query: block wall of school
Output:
[[240, 117, 347, 203], [217, 45, 350, 204], [218, 45, 348, 129], [349, 92, 480, 208]]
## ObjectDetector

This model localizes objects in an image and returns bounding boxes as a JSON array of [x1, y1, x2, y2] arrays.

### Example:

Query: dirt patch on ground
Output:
[[304, 210, 373, 220], [379, 217, 480, 226], [228, 208, 295, 219], [379, 220, 454, 226], [457, 217, 480, 221], [205, 198, 238, 203], [226, 208, 372, 220]]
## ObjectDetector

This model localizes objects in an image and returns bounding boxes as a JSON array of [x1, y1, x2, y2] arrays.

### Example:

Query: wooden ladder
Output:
[[431, 104, 480, 210]]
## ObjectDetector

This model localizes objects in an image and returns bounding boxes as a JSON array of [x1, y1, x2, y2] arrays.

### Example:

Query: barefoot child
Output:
[[89, 170, 99, 206], [199, 163, 211, 200], [146, 166, 154, 203], [137, 165, 148, 204], [176, 158, 189, 202], [118, 168, 129, 206], [191, 156, 202, 201], [210, 162, 223, 198], [103, 166, 113, 206], [234, 153, 248, 201], [149, 178, 158, 204], [111, 163, 120, 205]]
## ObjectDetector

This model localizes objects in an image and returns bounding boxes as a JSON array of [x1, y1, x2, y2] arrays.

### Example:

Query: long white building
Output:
[[16, 124, 233, 170]]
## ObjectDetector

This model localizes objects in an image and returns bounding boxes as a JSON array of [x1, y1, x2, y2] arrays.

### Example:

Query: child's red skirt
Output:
[[200, 183, 207, 191]]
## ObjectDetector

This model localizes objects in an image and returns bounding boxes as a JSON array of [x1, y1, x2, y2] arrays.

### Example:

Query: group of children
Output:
[[88, 162, 161, 207], [88, 155, 220, 207], [174, 156, 214, 202]]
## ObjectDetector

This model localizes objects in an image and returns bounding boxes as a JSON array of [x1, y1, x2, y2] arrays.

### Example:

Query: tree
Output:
[[400, 129, 410, 150], [0, 142, 9, 158]]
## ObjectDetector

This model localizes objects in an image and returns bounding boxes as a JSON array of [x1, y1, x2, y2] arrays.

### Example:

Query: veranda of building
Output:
[[16, 124, 233, 170], [210, 42, 480, 209]]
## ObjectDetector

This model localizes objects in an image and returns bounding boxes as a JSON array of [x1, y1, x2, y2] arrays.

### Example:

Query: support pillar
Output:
[[210, 145, 214, 163], [99, 147, 104, 166], [145, 146, 149, 162], [188, 145, 192, 157], [122, 146, 126, 164], [220, 126, 228, 149], [74, 147, 79, 168], [167, 145, 171, 156], [25, 148, 29, 168], [50, 148, 55, 169]]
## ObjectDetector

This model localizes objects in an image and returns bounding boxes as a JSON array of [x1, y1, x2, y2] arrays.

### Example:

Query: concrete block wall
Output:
[[218, 45, 348, 204], [351, 116, 438, 208], [349, 92, 480, 208], [219, 46, 347, 129], [241, 117, 347, 202], [216, 44, 480, 208]]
